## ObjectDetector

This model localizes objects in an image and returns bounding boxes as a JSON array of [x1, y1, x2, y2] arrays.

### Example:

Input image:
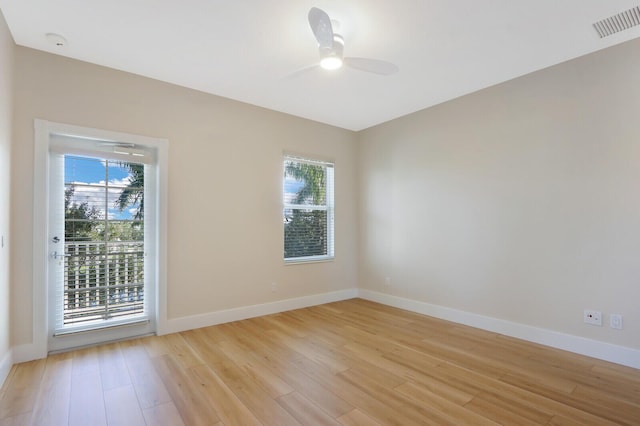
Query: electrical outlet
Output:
[[271, 282, 277, 293], [610, 314, 623, 330], [584, 310, 602, 326], [384, 276, 391, 286]]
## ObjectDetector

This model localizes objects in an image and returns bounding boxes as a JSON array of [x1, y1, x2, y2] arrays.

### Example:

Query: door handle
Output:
[[51, 251, 71, 260]]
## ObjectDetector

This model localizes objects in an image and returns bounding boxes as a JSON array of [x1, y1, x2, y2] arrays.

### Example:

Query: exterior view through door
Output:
[[48, 134, 157, 352], [61, 156, 145, 326]]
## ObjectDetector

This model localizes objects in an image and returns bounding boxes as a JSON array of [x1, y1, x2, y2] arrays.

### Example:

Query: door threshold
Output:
[[48, 331, 156, 355]]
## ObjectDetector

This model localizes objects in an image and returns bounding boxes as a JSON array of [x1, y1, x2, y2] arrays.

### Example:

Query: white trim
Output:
[[33, 119, 169, 356], [285, 255, 335, 265], [163, 289, 358, 335], [11, 343, 39, 364], [0, 349, 12, 388], [53, 317, 150, 337], [155, 136, 169, 335], [33, 119, 51, 360], [283, 153, 334, 167], [358, 289, 640, 369]]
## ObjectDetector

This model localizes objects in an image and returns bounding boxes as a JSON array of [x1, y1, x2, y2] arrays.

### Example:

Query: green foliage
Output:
[[64, 185, 101, 242], [284, 161, 328, 258], [284, 210, 327, 258], [86, 221, 144, 242], [284, 161, 326, 205]]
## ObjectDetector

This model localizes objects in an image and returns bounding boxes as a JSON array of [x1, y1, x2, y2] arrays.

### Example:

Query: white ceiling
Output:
[[1, 1, 639, 131]]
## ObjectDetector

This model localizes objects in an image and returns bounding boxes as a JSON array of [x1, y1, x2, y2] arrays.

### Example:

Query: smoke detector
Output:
[[46, 33, 67, 47]]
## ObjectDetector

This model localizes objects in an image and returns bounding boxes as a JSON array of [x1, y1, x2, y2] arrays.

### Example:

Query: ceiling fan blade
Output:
[[308, 7, 334, 49], [284, 64, 320, 80], [344, 57, 399, 75]]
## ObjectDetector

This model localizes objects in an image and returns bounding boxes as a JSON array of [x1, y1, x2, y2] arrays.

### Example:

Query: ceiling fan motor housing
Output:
[[319, 34, 344, 69]]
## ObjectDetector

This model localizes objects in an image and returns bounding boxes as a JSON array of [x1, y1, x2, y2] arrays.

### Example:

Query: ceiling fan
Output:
[[295, 7, 398, 76]]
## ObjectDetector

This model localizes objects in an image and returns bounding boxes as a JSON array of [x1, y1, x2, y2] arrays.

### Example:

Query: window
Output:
[[283, 155, 334, 262]]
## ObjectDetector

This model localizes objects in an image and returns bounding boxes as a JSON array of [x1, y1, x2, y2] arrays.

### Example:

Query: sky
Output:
[[283, 175, 304, 205], [65, 155, 140, 221], [65, 155, 309, 222]]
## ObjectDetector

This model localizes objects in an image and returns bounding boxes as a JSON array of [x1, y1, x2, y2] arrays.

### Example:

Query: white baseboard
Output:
[[358, 289, 640, 370], [164, 288, 359, 335], [0, 349, 12, 389], [11, 342, 47, 364], [11, 290, 358, 362], [15, 287, 635, 370]]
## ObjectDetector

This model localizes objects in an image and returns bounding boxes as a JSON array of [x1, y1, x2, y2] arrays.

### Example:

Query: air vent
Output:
[[593, 6, 640, 38]]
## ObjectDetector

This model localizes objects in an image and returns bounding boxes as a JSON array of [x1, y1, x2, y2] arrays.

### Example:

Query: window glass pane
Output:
[[65, 156, 103, 185], [284, 209, 328, 258], [284, 160, 327, 206], [62, 155, 145, 326], [108, 161, 144, 221], [106, 220, 144, 242]]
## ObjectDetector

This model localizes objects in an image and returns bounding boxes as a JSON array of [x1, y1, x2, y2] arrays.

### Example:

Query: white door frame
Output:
[[32, 119, 168, 358]]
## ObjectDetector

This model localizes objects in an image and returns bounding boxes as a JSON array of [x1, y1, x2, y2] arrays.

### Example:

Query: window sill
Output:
[[284, 255, 335, 265]]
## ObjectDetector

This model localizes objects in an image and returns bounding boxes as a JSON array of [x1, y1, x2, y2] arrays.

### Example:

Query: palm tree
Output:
[[284, 161, 326, 205], [114, 162, 144, 220]]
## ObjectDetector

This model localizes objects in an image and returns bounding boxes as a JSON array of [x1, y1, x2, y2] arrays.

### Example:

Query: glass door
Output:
[[48, 138, 156, 351]]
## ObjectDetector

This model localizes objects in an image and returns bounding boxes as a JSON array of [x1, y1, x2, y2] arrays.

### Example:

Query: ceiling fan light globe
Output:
[[320, 56, 343, 70]]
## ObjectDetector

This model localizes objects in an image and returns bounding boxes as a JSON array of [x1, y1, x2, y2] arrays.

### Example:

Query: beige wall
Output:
[[0, 10, 13, 368], [8, 29, 640, 355], [11, 47, 358, 346], [358, 37, 640, 350]]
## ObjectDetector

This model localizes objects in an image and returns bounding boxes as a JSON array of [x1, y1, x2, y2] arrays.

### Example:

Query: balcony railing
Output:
[[63, 240, 145, 325]]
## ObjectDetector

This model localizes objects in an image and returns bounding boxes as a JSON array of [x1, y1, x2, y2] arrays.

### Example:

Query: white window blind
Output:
[[51, 153, 148, 334], [283, 155, 335, 262]]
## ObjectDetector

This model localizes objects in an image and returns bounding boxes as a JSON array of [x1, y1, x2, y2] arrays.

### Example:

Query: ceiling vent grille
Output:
[[593, 6, 640, 38]]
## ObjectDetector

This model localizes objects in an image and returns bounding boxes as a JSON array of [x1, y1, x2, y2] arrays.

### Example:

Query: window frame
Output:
[[283, 155, 335, 264]]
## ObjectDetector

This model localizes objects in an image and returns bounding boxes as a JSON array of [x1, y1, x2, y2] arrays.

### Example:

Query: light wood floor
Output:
[[1, 299, 639, 425]]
